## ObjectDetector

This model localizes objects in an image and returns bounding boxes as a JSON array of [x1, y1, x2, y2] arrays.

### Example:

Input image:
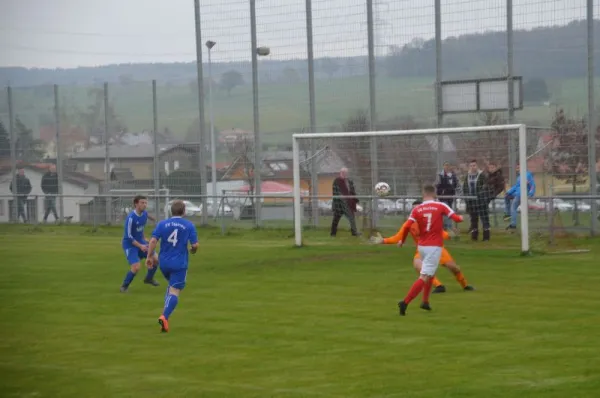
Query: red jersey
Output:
[[401, 200, 462, 247]]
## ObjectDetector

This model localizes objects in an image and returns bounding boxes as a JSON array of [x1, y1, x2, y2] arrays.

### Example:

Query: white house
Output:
[[0, 165, 101, 223]]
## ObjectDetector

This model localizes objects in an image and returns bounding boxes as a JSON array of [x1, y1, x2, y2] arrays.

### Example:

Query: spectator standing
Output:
[[330, 167, 360, 237], [435, 161, 459, 230], [9, 168, 32, 223], [41, 164, 59, 222], [485, 161, 505, 208], [462, 160, 490, 241]]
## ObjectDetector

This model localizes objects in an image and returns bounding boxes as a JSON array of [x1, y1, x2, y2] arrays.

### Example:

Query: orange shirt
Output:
[[383, 221, 449, 245]]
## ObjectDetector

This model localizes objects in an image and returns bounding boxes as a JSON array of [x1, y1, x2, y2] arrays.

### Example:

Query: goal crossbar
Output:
[[293, 124, 525, 139], [292, 124, 530, 254]]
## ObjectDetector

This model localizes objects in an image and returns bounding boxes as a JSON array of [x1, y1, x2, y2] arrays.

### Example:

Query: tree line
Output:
[[1, 20, 598, 87], [0, 119, 46, 163]]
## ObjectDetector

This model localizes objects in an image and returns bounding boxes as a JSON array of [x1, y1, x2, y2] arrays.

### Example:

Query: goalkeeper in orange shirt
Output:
[[373, 200, 475, 293]]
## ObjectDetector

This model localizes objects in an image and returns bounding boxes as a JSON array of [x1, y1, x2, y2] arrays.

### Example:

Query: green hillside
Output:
[[4, 76, 596, 146], [2, 20, 599, 144]]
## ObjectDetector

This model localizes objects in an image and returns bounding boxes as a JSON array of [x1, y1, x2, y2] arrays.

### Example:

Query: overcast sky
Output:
[[0, 0, 593, 69]]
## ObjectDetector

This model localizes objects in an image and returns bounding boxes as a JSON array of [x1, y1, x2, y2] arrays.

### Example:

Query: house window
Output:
[[164, 161, 170, 174], [174, 160, 180, 170], [84, 163, 90, 172], [0, 200, 4, 216]]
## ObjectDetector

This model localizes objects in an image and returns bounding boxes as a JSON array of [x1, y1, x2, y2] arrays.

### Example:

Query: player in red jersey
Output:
[[397, 185, 463, 316]]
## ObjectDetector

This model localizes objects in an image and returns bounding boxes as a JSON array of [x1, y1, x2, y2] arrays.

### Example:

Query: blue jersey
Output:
[[152, 216, 198, 269], [122, 210, 148, 248]]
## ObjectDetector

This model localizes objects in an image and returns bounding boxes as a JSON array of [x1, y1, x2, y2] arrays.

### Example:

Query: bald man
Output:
[[330, 167, 360, 237]]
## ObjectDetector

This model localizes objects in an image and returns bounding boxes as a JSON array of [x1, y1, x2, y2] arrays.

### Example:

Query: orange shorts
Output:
[[414, 248, 454, 265]]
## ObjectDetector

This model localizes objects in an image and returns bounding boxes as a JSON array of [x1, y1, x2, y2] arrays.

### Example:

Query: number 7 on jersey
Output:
[[423, 213, 432, 232]]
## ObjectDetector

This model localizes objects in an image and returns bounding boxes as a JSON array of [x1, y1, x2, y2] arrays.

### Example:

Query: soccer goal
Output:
[[292, 124, 530, 253]]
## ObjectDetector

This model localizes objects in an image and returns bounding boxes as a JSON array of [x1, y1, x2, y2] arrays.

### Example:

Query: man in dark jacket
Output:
[[41, 164, 59, 222], [485, 161, 505, 207], [330, 167, 360, 237], [461, 160, 490, 241], [9, 168, 32, 223], [435, 161, 459, 230]]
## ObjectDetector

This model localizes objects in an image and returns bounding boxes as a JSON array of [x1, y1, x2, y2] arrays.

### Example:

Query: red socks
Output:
[[422, 279, 433, 303], [403, 278, 434, 305], [403, 278, 425, 304]]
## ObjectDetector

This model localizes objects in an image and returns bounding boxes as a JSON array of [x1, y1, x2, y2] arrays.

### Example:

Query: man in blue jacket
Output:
[[504, 164, 536, 230]]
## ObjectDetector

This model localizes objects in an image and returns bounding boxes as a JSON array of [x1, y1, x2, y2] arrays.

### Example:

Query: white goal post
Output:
[[292, 124, 530, 253]]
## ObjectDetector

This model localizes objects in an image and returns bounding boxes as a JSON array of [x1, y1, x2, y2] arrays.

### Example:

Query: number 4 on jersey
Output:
[[167, 229, 178, 246]]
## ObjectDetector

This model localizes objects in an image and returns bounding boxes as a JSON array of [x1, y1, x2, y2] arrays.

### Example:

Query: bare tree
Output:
[[547, 109, 598, 226], [375, 117, 437, 194], [331, 111, 436, 196], [330, 110, 372, 193], [226, 135, 256, 208], [453, 113, 511, 171], [549, 109, 588, 194]]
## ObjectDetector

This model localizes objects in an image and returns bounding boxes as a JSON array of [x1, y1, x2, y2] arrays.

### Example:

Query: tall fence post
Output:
[[8, 86, 17, 223], [366, 0, 378, 230], [152, 80, 160, 221], [194, 0, 208, 226], [507, 0, 516, 186], [103, 82, 111, 224], [435, 0, 443, 170], [306, 0, 319, 228], [250, 0, 262, 228], [54, 84, 64, 223], [587, 0, 597, 235]]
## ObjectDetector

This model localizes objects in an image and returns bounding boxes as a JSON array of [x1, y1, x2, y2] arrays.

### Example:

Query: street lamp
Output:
[[205, 40, 217, 216]]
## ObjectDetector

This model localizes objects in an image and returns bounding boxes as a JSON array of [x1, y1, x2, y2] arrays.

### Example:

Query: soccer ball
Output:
[[374, 182, 391, 197]]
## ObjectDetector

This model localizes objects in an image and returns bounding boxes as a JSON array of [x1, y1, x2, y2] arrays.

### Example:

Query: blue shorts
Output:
[[160, 265, 188, 290], [123, 241, 148, 265]]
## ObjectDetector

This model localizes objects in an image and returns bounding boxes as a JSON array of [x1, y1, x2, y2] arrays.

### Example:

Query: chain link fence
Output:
[[0, 0, 598, 243]]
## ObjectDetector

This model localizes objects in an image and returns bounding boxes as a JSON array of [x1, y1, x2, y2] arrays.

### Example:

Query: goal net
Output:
[[292, 124, 531, 254]]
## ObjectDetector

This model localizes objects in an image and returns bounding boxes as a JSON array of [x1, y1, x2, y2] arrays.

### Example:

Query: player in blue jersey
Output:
[[147, 200, 199, 333], [120, 195, 160, 292]]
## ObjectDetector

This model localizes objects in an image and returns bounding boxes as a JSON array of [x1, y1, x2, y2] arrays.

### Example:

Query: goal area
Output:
[[292, 124, 530, 253]]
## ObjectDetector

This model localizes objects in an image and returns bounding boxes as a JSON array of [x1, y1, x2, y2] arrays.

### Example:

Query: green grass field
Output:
[[1, 224, 600, 397], [8, 76, 597, 144]]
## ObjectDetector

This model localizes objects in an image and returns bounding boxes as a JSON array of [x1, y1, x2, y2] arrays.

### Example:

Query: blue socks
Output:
[[122, 271, 137, 288], [163, 294, 179, 320], [145, 266, 157, 281]]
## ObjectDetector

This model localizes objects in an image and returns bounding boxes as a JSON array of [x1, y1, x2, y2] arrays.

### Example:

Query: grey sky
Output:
[[0, 0, 593, 69]]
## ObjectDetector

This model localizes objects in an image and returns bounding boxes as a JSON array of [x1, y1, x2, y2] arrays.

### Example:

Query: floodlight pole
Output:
[[206, 40, 217, 217], [250, 0, 270, 228], [194, 0, 208, 225]]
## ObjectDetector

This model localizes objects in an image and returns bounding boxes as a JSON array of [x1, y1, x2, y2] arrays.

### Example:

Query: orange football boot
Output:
[[158, 315, 169, 333]]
